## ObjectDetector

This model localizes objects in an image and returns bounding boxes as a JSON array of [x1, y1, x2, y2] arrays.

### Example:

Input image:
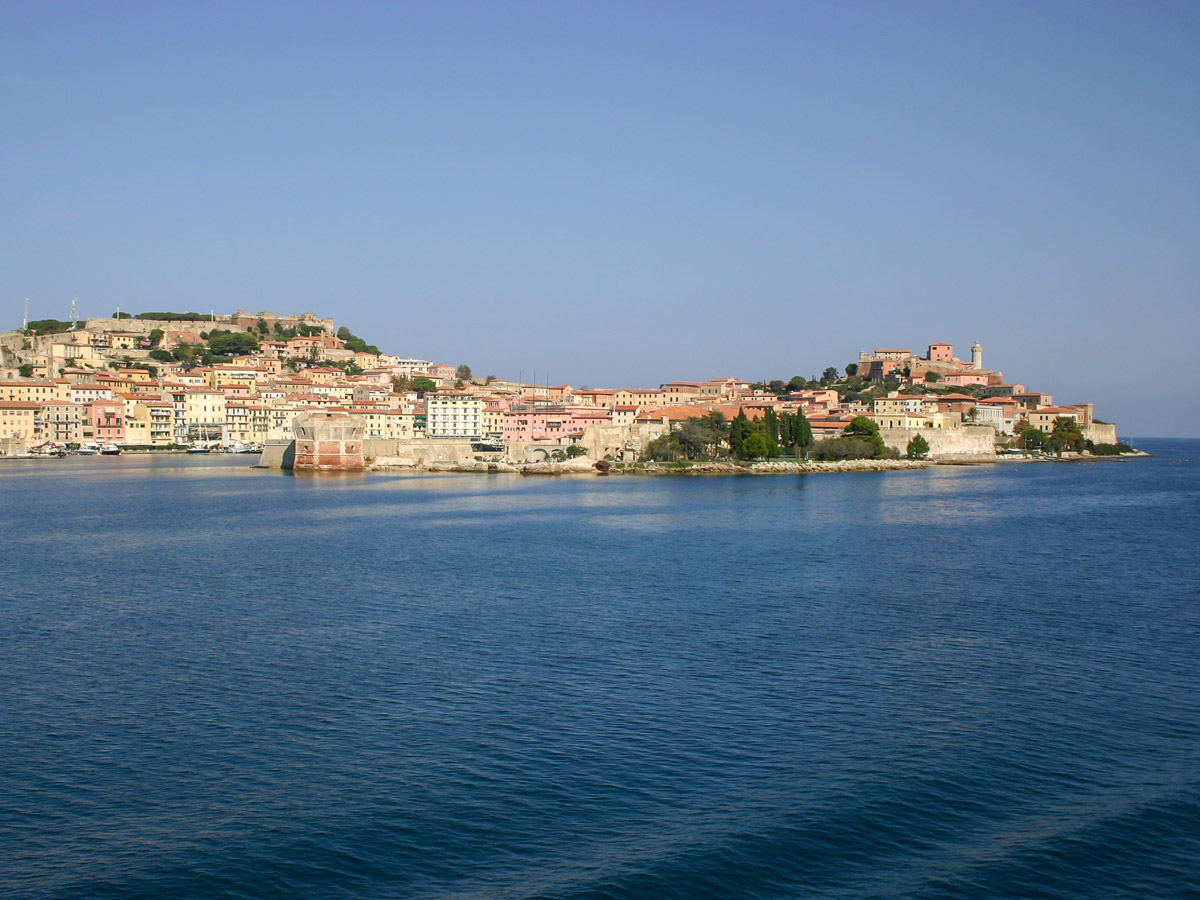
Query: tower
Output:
[[971, 341, 983, 370]]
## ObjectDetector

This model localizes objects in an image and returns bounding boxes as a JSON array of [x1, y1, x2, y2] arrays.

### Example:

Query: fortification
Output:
[[292, 411, 366, 470]]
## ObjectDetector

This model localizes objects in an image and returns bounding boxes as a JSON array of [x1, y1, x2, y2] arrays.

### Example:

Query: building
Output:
[[426, 392, 483, 440]]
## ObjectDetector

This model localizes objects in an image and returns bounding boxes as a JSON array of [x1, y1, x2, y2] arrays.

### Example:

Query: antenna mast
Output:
[[23, 299, 28, 329], [70, 297, 77, 326]]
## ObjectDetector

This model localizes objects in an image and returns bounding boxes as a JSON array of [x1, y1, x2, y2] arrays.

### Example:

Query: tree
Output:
[[925, 371, 941, 382], [208, 332, 260, 356], [413, 376, 437, 393], [565, 444, 586, 459], [820, 366, 840, 385], [1014, 421, 1047, 450], [844, 416, 888, 459], [391, 374, 414, 393], [149, 349, 173, 362], [781, 410, 812, 455], [741, 432, 779, 459], [456, 364, 473, 381], [906, 433, 930, 459], [729, 410, 749, 458], [643, 434, 684, 461], [337, 326, 352, 342], [148, 328, 164, 348], [809, 437, 879, 460], [676, 420, 713, 459], [25, 319, 74, 336], [1049, 416, 1085, 455], [18, 363, 34, 377], [845, 363, 858, 377], [763, 407, 780, 444], [256, 318, 269, 335]]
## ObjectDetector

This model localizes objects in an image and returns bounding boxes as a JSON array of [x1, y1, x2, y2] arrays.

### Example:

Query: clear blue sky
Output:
[[3, 1, 1197, 436]]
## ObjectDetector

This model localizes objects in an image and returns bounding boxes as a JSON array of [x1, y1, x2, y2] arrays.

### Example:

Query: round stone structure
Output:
[[292, 411, 366, 471]]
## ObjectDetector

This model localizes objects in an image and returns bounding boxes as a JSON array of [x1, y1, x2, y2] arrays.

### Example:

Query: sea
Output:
[[2, 439, 1198, 900]]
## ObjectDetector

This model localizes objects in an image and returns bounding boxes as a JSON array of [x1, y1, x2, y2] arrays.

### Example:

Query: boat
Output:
[[76, 442, 100, 456], [186, 445, 211, 454], [100, 443, 122, 455], [226, 441, 252, 454]]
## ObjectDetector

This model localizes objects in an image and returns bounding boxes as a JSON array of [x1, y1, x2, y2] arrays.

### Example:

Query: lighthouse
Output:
[[971, 341, 983, 370]]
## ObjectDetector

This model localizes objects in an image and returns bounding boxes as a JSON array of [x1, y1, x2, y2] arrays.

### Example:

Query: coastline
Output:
[[368, 451, 1150, 477]]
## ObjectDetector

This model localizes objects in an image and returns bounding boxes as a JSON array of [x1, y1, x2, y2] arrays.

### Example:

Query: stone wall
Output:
[[878, 424, 997, 460], [371, 439, 477, 467], [82, 317, 248, 335], [1083, 423, 1119, 445]]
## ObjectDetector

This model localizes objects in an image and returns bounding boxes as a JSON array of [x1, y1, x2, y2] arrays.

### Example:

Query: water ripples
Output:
[[2, 443, 1198, 899]]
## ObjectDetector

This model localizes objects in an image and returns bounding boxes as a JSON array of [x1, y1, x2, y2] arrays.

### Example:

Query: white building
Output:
[[426, 392, 483, 440]]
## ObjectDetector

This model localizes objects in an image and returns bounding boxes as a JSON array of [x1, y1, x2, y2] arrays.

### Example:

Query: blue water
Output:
[[2, 441, 1198, 899]]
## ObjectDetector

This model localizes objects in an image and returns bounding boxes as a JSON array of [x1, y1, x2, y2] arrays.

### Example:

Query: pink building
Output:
[[927, 342, 954, 362], [87, 400, 125, 443], [940, 371, 991, 387], [503, 406, 607, 443]]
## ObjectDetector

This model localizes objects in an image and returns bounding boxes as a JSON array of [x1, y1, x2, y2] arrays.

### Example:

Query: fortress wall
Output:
[[879, 424, 997, 459], [372, 440, 476, 467], [1083, 423, 1119, 445], [82, 317, 250, 335]]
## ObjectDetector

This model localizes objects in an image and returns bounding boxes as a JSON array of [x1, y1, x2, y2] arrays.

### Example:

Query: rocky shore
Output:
[[370, 457, 929, 476]]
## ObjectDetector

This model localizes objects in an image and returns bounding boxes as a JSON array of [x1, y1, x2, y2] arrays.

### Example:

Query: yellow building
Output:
[[0, 401, 39, 448], [614, 388, 668, 409], [209, 365, 261, 391], [184, 389, 227, 440], [0, 380, 68, 404]]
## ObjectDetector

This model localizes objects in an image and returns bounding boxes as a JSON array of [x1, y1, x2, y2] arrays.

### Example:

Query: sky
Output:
[[2, 1, 1197, 436]]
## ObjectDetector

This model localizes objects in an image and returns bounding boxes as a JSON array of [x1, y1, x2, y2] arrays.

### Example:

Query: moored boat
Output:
[[100, 443, 122, 455]]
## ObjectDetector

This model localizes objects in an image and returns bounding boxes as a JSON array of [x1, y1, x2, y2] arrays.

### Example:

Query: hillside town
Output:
[[0, 309, 1121, 463]]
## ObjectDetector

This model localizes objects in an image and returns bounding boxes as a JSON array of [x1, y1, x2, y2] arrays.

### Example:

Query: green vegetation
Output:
[[1014, 422, 1048, 450], [336, 325, 379, 355], [272, 321, 324, 339], [134, 312, 210, 322], [1048, 416, 1086, 455], [808, 437, 882, 461], [741, 431, 780, 459], [844, 416, 890, 459], [18, 363, 34, 377], [413, 376, 437, 393], [25, 319, 75, 335], [1091, 442, 1134, 456], [906, 433, 930, 459], [206, 330, 260, 356], [643, 433, 685, 461], [148, 349, 174, 362]]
